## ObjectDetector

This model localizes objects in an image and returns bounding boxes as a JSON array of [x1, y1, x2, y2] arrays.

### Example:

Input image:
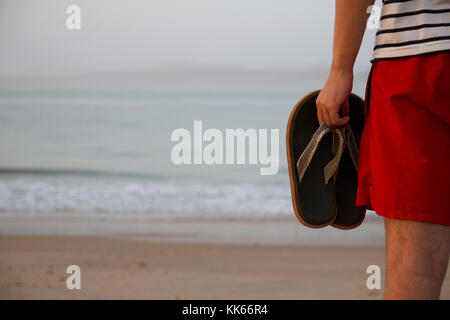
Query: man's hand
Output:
[[315, 0, 374, 126], [316, 68, 353, 126]]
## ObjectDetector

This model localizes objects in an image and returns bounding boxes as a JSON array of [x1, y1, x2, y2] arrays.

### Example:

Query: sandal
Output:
[[286, 91, 366, 229]]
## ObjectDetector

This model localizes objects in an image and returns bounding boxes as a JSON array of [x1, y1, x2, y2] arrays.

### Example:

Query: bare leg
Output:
[[384, 217, 450, 299]]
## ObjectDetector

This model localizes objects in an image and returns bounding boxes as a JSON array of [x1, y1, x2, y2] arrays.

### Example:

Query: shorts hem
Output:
[[356, 201, 450, 227]]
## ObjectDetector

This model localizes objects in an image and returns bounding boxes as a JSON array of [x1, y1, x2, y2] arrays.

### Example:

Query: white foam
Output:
[[0, 175, 293, 218]]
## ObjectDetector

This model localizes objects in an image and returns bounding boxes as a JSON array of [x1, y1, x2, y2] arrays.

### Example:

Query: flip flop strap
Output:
[[296, 122, 343, 184], [327, 124, 360, 182], [345, 124, 359, 171], [296, 122, 359, 185], [323, 127, 345, 184]]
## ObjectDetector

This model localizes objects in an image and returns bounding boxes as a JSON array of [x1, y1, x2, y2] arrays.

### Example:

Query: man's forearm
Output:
[[316, 0, 376, 126], [331, 0, 375, 73]]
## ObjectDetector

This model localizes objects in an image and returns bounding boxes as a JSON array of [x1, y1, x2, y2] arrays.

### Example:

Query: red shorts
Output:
[[356, 52, 450, 226]]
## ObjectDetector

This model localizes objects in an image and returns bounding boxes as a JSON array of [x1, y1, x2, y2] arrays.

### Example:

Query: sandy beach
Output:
[[0, 236, 384, 299], [0, 216, 449, 300]]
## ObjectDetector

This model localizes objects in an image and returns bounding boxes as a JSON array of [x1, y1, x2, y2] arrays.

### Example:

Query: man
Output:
[[316, 0, 450, 299]]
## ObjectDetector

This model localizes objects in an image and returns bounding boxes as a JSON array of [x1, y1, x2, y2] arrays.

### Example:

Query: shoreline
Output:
[[0, 214, 385, 246]]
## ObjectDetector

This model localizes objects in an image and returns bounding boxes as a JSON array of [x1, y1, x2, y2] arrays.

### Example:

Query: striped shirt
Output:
[[373, 0, 450, 61]]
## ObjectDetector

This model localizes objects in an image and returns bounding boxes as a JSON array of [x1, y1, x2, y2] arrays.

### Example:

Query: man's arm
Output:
[[316, 0, 375, 126]]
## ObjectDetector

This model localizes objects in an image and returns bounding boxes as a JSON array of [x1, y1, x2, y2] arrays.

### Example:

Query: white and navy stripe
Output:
[[373, 0, 450, 61]]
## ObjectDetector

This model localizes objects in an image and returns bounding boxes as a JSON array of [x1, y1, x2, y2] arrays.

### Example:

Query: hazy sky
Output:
[[0, 0, 379, 77]]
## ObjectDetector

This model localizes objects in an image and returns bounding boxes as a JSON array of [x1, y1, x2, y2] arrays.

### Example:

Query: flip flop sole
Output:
[[331, 94, 366, 229], [286, 90, 337, 228]]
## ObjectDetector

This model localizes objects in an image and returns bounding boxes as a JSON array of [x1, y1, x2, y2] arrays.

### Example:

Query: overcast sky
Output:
[[0, 0, 379, 77]]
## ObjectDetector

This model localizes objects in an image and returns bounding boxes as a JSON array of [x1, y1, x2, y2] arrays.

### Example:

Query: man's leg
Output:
[[384, 217, 450, 299]]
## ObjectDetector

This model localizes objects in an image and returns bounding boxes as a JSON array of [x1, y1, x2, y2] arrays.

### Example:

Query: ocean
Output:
[[0, 69, 369, 219]]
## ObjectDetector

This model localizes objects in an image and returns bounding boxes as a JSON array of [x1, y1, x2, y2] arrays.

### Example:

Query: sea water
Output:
[[0, 69, 368, 218]]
